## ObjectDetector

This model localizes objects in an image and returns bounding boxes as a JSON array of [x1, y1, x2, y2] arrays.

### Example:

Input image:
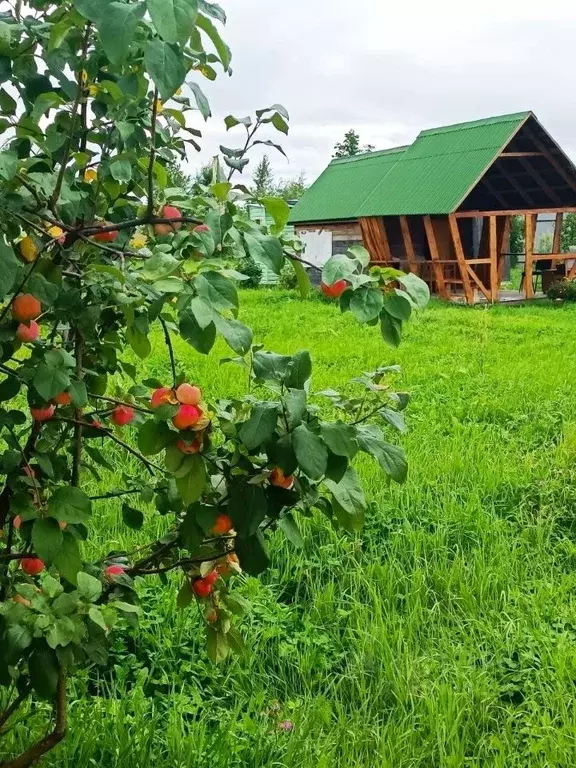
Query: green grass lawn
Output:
[[7, 290, 576, 767]]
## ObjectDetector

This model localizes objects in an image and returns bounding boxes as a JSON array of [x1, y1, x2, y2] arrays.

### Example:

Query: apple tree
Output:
[[0, 1, 429, 765]]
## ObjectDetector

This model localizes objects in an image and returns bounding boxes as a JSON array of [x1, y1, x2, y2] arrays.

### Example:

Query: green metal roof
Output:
[[289, 112, 531, 223]]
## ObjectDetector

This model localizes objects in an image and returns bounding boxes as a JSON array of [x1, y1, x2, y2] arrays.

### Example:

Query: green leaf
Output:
[[207, 626, 229, 662], [290, 259, 311, 299], [32, 518, 63, 565], [88, 606, 108, 631], [380, 311, 402, 348], [189, 81, 211, 120], [320, 422, 358, 458], [285, 350, 312, 390], [260, 197, 290, 234], [322, 254, 357, 285], [190, 296, 214, 329], [28, 645, 59, 700], [235, 531, 270, 576], [33, 364, 70, 402], [126, 326, 151, 359], [68, 379, 88, 408], [278, 513, 304, 548], [0, 374, 20, 402], [283, 389, 306, 429], [213, 315, 253, 355], [110, 156, 132, 183], [355, 424, 408, 483], [99, 2, 145, 66], [244, 233, 283, 274], [26, 274, 59, 305], [42, 575, 63, 599], [0, 237, 21, 300], [144, 39, 187, 101], [292, 424, 327, 480], [350, 288, 384, 323], [0, 150, 17, 180], [196, 12, 231, 70], [271, 112, 289, 135], [175, 454, 206, 504], [179, 308, 216, 354], [398, 273, 430, 309], [228, 483, 267, 537], [239, 404, 278, 451], [177, 579, 193, 609], [383, 291, 412, 321], [54, 534, 82, 585], [122, 504, 144, 530], [138, 420, 172, 456], [147, 0, 198, 44], [324, 466, 366, 532], [78, 572, 103, 602], [252, 351, 292, 383], [195, 271, 238, 312], [75, 0, 115, 23], [7, 624, 32, 652], [48, 487, 92, 524]]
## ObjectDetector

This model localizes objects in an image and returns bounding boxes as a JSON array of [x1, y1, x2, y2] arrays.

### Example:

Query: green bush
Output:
[[279, 263, 299, 290], [547, 278, 576, 301], [241, 257, 263, 288]]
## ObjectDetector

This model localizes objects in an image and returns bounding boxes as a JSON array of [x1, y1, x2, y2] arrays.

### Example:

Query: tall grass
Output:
[[4, 291, 576, 767]]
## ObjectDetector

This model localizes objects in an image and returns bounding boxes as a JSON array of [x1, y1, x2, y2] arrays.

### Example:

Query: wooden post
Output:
[[525, 213, 534, 299], [489, 216, 498, 302], [498, 216, 511, 283], [423, 215, 449, 299], [359, 217, 392, 264], [553, 212, 563, 254], [448, 214, 474, 304], [399, 215, 418, 274]]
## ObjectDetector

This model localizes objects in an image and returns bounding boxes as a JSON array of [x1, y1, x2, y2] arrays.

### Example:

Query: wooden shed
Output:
[[289, 112, 576, 303]]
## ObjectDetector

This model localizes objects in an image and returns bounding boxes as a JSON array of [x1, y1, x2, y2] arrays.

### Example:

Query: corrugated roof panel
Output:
[[291, 112, 532, 221], [289, 147, 406, 223], [358, 113, 529, 215]]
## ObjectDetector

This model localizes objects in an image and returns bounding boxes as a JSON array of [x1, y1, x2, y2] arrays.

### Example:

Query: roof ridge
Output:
[[330, 145, 409, 165], [419, 111, 533, 138]]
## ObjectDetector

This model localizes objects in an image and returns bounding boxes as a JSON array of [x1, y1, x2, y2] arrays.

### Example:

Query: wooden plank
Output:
[[359, 217, 392, 264], [448, 214, 474, 304], [553, 212, 563, 254], [525, 213, 534, 299], [489, 216, 498, 302], [466, 258, 492, 264], [455, 206, 576, 218], [399, 215, 418, 274], [523, 127, 576, 194], [568, 260, 576, 280], [500, 152, 543, 158], [529, 253, 576, 262], [466, 263, 492, 301], [423, 215, 449, 299]]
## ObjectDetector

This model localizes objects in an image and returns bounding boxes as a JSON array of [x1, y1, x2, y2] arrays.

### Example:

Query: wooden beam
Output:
[[455, 206, 576, 218], [525, 213, 534, 299], [399, 216, 418, 274], [359, 217, 392, 264], [500, 152, 543, 158], [498, 216, 511, 283], [517, 158, 562, 206], [499, 166, 537, 207], [423, 215, 449, 299], [568, 260, 576, 280], [481, 177, 511, 209], [465, 263, 492, 301], [489, 216, 498, 302], [553, 212, 563, 254], [523, 127, 576, 194], [448, 214, 474, 304]]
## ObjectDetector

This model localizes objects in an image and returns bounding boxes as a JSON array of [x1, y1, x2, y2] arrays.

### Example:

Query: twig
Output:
[[89, 486, 166, 501], [50, 25, 91, 207], [55, 417, 162, 475], [0, 685, 31, 731], [88, 393, 151, 415], [71, 330, 84, 487], [147, 89, 159, 219], [158, 316, 177, 388], [227, 119, 261, 182]]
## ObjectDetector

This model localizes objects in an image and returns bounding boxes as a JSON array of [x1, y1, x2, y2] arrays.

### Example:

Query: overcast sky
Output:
[[187, 0, 576, 185]]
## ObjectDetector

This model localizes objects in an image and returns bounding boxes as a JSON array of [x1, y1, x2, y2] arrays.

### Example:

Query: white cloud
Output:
[[184, 0, 576, 184]]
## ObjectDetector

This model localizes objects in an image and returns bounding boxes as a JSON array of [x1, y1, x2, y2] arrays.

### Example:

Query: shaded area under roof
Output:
[[290, 112, 536, 223]]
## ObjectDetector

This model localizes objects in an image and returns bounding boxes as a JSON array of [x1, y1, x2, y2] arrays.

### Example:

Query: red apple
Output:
[[176, 383, 202, 406], [21, 557, 45, 576], [16, 320, 40, 343], [30, 404, 55, 422], [321, 280, 347, 299], [12, 294, 41, 322], [172, 404, 201, 430]]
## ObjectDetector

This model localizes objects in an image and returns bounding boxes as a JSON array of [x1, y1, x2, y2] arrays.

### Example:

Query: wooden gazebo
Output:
[[290, 112, 576, 304]]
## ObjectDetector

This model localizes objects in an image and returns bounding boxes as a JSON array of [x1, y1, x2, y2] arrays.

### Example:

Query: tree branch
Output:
[[88, 393, 151, 415], [147, 89, 159, 219], [158, 316, 177, 389], [0, 672, 67, 768], [71, 330, 84, 487]]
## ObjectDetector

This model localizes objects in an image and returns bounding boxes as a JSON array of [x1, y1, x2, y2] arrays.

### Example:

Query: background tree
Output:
[[0, 2, 429, 766], [561, 213, 576, 251], [333, 130, 375, 158], [509, 216, 525, 268], [275, 172, 308, 202], [252, 155, 275, 196]]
